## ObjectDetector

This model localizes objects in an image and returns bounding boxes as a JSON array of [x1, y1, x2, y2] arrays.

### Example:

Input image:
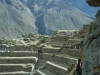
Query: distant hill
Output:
[[0, 0, 93, 37]]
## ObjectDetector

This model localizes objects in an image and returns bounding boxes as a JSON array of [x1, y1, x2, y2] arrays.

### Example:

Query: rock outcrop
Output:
[[86, 0, 100, 7], [82, 0, 100, 75]]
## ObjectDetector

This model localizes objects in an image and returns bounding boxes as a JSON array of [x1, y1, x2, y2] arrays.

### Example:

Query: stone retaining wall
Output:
[[0, 65, 32, 72], [60, 48, 82, 57], [0, 57, 37, 64], [54, 55, 77, 66], [46, 61, 68, 75], [0, 52, 38, 57], [51, 36, 73, 46], [43, 53, 54, 60], [42, 47, 59, 54], [0, 45, 34, 51]]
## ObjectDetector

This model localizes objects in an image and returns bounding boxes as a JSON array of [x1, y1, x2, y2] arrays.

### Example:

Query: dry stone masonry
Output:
[[0, 29, 84, 75]]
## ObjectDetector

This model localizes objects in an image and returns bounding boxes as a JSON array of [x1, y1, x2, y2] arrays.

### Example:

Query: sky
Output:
[[66, 0, 100, 18]]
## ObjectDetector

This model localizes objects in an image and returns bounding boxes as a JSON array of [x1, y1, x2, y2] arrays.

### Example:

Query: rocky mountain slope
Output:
[[0, 0, 93, 37], [82, 0, 100, 75], [0, 0, 38, 37], [26, 0, 93, 34]]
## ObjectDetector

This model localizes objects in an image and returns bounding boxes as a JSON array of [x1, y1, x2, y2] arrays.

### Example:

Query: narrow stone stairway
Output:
[[34, 46, 80, 75]]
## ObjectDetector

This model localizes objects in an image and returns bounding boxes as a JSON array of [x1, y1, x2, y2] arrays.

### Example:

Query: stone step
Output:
[[46, 61, 69, 75], [53, 54, 77, 66], [50, 45, 61, 48], [0, 72, 31, 75], [42, 47, 59, 54], [0, 64, 34, 72], [51, 61, 70, 68], [60, 61, 75, 73], [36, 69, 55, 75], [43, 53, 54, 60], [0, 57, 38, 64], [0, 51, 38, 57]]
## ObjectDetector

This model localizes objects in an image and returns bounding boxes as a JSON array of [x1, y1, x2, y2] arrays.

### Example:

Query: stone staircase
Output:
[[0, 35, 82, 75], [35, 46, 79, 75], [0, 51, 38, 75], [34, 35, 82, 75]]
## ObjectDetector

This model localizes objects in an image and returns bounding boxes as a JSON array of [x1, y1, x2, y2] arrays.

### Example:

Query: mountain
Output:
[[66, 0, 100, 18], [0, 0, 93, 37], [26, 0, 93, 34], [0, 0, 38, 37]]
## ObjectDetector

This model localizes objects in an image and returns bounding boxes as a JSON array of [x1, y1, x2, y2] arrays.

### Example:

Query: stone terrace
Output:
[[35, 46, 79, 75], [0, 29, 84, 75], [0, 51, 38, 75], [35, 31, 82, 75]]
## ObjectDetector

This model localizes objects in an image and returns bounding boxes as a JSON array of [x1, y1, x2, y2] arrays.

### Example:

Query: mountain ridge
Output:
[[0, 0, 93, 37]]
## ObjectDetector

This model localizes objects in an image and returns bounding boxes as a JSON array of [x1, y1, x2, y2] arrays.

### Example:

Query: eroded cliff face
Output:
[[83, 1, 100, 75]]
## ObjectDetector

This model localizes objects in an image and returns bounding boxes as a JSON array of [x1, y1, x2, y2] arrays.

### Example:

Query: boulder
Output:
[[86, 0, 100, 7]]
